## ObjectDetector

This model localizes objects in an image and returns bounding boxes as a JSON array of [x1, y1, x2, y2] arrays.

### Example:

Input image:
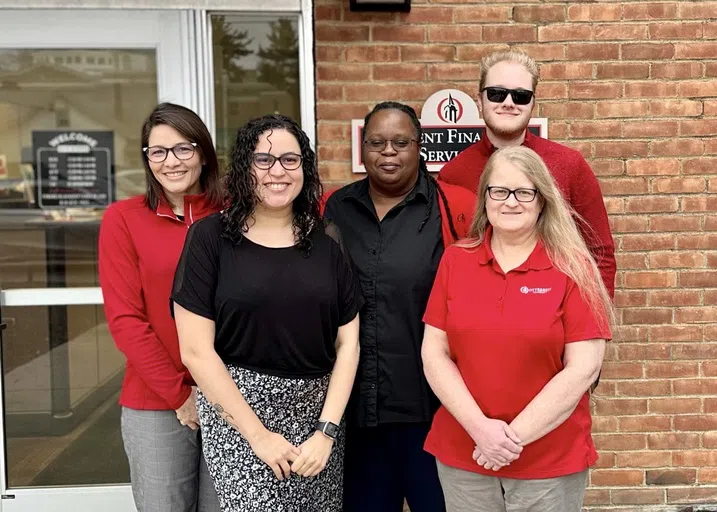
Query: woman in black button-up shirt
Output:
[[323, 102, 475, 512]]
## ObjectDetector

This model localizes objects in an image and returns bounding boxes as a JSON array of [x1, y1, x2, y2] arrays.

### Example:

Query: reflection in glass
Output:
[[212, 15, 301, 169], [0, 49, 158, 289], [0, 48, 158, 489], [0, 48, 158, 209], [3, 305, 127, 487]]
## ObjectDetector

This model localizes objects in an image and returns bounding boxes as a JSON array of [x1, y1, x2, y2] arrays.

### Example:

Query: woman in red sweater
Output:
[[98, 103, 223, 512]]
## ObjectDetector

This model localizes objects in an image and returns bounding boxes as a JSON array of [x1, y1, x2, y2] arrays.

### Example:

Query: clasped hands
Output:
[[249, 429, 334, 481], [471, 417, 523, 472]]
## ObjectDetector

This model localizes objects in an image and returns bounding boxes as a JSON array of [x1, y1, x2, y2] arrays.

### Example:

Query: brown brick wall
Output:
[[314, 1, 717, 509]]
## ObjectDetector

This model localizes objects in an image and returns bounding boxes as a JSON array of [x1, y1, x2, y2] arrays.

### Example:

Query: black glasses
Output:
[[487, 186, 538, 203], [252, 152, 303, 171], [363, 139, 418, 153], [143, 142, 197, 163], [481, 87, 534, 106]]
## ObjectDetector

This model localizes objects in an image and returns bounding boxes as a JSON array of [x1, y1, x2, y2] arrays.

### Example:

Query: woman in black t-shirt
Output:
[[171, 115, 362, 512]]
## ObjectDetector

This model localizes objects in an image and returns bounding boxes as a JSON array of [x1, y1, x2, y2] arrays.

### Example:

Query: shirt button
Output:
[[370, 384, 376, 389], [371, 248, 377, 255]]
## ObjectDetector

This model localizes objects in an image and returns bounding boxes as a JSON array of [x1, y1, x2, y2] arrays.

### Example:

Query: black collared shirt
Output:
[[324, 171, 444, 427]]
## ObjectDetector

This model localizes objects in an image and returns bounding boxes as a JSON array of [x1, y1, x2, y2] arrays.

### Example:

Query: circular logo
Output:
[[520, 286, 529, 294], [437, 96, 464, 124]]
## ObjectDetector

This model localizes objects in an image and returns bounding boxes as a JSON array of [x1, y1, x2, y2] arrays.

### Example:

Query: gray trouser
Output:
[[437, 460, 588, 512], [121, 407, 221, 512]]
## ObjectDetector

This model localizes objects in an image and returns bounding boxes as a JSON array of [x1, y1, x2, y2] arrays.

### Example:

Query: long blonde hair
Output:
[[459, 146, 614, 333]]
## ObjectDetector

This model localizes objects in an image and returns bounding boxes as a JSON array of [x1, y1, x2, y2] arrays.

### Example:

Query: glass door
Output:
[[0, 9, 195, 512]]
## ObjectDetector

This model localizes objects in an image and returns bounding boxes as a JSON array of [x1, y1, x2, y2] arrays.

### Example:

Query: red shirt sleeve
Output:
[[570, 156, 617, 299], [437, 146, 480, 193], [423, 248, 453, 331], [320, 188, 338, 216], [99, 205, 191, 410], [562, 278, 612, 343]]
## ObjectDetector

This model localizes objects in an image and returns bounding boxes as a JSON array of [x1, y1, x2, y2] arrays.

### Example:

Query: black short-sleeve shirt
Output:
[[171, 213, 363, 378]]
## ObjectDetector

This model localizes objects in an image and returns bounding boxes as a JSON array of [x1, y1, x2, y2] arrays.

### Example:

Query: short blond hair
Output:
[[479, 50, 539, 92]]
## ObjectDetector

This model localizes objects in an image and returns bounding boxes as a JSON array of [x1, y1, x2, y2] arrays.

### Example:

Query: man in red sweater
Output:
[[439, 50, 616, 296]]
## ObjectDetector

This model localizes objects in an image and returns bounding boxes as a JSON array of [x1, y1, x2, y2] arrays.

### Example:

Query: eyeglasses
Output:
[[252, 152, 303, 171], [363, 139, 418, 153], [481, 87, 534, 106], [143, 143, 197, 163], [487, 186, 538, 203]]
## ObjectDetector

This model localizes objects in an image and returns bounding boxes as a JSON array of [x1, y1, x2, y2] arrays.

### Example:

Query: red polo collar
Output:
[[475, 226, 553, 271]]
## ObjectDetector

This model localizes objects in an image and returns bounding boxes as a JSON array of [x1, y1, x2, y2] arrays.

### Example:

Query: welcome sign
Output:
[[351, 89, 548, 173], [33, 130, 114, 208]]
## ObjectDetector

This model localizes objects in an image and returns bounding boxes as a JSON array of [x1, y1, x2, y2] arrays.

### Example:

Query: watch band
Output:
[[315, 420, 340, 440]]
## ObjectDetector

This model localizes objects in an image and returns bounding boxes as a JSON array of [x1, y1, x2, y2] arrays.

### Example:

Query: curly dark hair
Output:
[[364, 101, 459, 240], [222, 114, 323, 255]]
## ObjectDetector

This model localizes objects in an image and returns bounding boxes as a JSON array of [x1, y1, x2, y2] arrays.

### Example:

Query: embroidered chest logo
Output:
[[520, 286, 552, 295]]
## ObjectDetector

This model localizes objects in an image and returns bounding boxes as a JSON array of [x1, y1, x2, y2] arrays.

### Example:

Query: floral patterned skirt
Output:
[[197, 365, 344, 512]]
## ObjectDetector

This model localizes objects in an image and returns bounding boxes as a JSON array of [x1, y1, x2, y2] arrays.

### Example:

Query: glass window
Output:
[[211, 14, 301, 169], [0, 48, 158, 488], [0, 49, 156, 213], [3, 304, 127, 487]]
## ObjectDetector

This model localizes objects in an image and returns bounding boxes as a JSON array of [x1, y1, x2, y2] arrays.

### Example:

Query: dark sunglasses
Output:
[[481, 87, 534, 106]]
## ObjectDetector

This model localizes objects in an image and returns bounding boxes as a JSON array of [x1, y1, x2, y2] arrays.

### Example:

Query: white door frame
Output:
[[0, 8, 196, 511], [0, 5, 316, 510], [0, 9, 194, 109], [0, 288, 132, 512]]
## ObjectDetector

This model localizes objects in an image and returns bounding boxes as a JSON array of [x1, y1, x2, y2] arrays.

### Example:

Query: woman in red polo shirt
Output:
[[422, 146, 613, 512], [99, 103, 223, 511]]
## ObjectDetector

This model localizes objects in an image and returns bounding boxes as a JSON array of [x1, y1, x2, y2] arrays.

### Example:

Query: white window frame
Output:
[[197, 0, 316, 147]]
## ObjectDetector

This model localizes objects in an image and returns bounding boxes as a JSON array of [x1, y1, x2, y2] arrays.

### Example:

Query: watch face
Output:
[[325, 422, 339, 437], [318, 420, 339, 438]]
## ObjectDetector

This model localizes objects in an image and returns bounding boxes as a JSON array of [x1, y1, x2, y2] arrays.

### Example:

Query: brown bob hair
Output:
[[140, 102, 223, 210]]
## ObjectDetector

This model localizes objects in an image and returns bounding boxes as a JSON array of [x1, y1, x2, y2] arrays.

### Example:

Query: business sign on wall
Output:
[[351, 89, 548, 173], [32, 130, 114, 209]]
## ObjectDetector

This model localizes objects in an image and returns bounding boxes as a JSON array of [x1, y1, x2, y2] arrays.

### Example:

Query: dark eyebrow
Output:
[[365, 134, 414, 139], [147, 142, 193, 148]]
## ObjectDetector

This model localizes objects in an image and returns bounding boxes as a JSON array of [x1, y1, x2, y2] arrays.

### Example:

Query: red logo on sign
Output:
[[437, 94, 463, 124]]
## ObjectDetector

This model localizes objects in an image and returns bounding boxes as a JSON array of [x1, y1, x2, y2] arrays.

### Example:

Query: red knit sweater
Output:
[[438, 131, 616, 297], [99, 194, 220, 410]]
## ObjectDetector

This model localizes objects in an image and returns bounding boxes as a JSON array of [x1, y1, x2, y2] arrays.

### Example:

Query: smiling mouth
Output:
[[265, 183, 289, 190], [164, 171, 187, 177]]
